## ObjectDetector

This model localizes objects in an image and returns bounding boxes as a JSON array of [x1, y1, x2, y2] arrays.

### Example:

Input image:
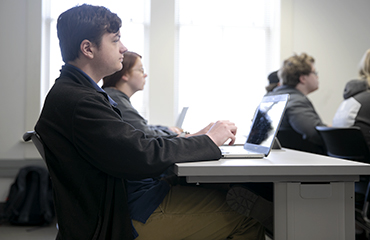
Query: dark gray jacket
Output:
[[104, 87, 177, 138], [267, 85, 326, 146]]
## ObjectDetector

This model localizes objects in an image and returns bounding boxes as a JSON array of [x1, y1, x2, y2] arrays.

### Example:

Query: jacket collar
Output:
[[273, 85, 304, 96], [60, 64, 118, 107]]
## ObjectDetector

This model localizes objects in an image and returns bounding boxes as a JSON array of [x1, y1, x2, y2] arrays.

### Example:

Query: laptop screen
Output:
[[244, 94, 289, 156], [175, 107, 189, 128]]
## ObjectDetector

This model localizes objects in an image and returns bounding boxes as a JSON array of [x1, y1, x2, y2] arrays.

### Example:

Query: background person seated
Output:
[[267, 53, 327, 154], [333, 49, 370, 151], [102, 51, 273, 237], [102, 51, 212, 138], [265, 70, 280, 93]]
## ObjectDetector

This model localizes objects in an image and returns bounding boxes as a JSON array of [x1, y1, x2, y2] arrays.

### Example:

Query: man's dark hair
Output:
[[57, 4, 122, 63]]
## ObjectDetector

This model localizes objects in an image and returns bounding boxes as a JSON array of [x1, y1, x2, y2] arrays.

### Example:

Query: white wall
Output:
[[281, 0, 370, 124], [1, 0, 370, 199], [0, 0, 44, 200], [0, 0, 42, 161]]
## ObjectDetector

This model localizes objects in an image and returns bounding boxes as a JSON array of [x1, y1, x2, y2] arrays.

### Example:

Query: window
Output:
[[176, 0, 280, 137], [42, 0, 280, 136], [44, 0, 150, 116]]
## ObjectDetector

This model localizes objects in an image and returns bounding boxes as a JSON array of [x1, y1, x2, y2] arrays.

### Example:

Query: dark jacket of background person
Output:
[[333, 79, 370, 151], [104, 87, 177, 138], [267, 85, 326, 147], [35, 65, 221, 240]]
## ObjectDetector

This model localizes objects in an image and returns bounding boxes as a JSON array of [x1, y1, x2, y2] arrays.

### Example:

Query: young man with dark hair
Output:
[[34, 4, 264, 239]]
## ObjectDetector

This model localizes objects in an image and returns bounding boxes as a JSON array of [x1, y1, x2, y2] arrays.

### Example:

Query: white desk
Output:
[[173, 149, 370, 240]]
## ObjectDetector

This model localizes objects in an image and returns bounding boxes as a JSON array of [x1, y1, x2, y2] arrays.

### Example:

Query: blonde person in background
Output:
[[333, 49, 370, 151]]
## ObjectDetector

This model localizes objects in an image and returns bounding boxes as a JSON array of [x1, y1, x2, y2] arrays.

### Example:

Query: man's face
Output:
[[306, 65, 319, 93], [93, 31, 127, 77]]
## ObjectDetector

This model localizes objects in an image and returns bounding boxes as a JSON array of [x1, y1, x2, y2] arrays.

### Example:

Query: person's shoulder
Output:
[[54, 67, 97, 94], [51, 74, 107, 108], [103, 87, 119, 96], [48, 77, 95, 103], [104, 88, 129, 102], [343, 79, 368, 99], [277, 87, 309, 107], [268, 85, 301, 97], [353, 89, 370, 103]]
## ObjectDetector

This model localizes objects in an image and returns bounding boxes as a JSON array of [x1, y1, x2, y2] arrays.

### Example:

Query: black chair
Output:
[[316, 126, 370, 238], [276, 129, 326, 155], [23, 131, 60, 229], [23, 131, 46, 160], [315, 126, 370, 163]]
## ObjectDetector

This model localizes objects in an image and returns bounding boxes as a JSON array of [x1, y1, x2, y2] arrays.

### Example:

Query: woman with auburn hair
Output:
[[103, 51, 269, 239], [102, 51, 212, 137]]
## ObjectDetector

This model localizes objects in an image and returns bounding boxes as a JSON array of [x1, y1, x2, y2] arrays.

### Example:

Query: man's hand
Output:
[[185, 122, 214, 137], [206, 120, 237, 146], [168, 126, 183, 135]]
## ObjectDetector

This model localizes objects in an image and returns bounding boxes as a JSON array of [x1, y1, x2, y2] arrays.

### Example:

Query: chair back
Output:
[[277, 129, 326, 155], [23, 131, 46, 160], [316, 126, 370, 229], [315, 126, 370, 163]]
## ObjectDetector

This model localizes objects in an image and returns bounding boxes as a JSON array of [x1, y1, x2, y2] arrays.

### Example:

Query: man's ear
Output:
[[80, 39, 94, 59], [299, 75, 307, 84]]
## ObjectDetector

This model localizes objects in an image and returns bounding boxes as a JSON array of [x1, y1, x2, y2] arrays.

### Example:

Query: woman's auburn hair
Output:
[[102, 51, 142, 88]]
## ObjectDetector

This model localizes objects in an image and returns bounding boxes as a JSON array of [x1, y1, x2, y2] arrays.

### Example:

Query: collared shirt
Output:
[[65, 64, 118, 107]]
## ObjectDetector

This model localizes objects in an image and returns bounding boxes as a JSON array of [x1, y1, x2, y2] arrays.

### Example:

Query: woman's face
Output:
[[126, 57, 147, 93]]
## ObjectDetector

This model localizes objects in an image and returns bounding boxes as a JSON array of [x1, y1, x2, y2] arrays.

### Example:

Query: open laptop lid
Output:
[[243, 94, 289, 156]]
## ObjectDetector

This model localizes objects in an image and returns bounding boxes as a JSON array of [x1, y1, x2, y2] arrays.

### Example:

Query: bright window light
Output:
[[176, 0, 280, 138]]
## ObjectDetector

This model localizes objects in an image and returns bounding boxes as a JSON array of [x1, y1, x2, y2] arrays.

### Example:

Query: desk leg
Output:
[[274, 182, 355, 240]]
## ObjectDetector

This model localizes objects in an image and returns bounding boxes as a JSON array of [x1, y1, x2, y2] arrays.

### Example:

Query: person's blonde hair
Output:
[[359, 49, 370, 85]]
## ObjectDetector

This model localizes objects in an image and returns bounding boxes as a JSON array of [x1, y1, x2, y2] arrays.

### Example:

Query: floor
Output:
[[0, 221, 272, 240], [0, 221, 58, 240]]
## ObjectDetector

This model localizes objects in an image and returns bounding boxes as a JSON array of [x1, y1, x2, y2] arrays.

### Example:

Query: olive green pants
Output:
[[133, 185, 265, 240]]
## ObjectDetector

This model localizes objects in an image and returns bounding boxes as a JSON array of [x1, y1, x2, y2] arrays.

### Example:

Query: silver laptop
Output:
[[220, 94, 289, 158], [175, 107, 189, 128]]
